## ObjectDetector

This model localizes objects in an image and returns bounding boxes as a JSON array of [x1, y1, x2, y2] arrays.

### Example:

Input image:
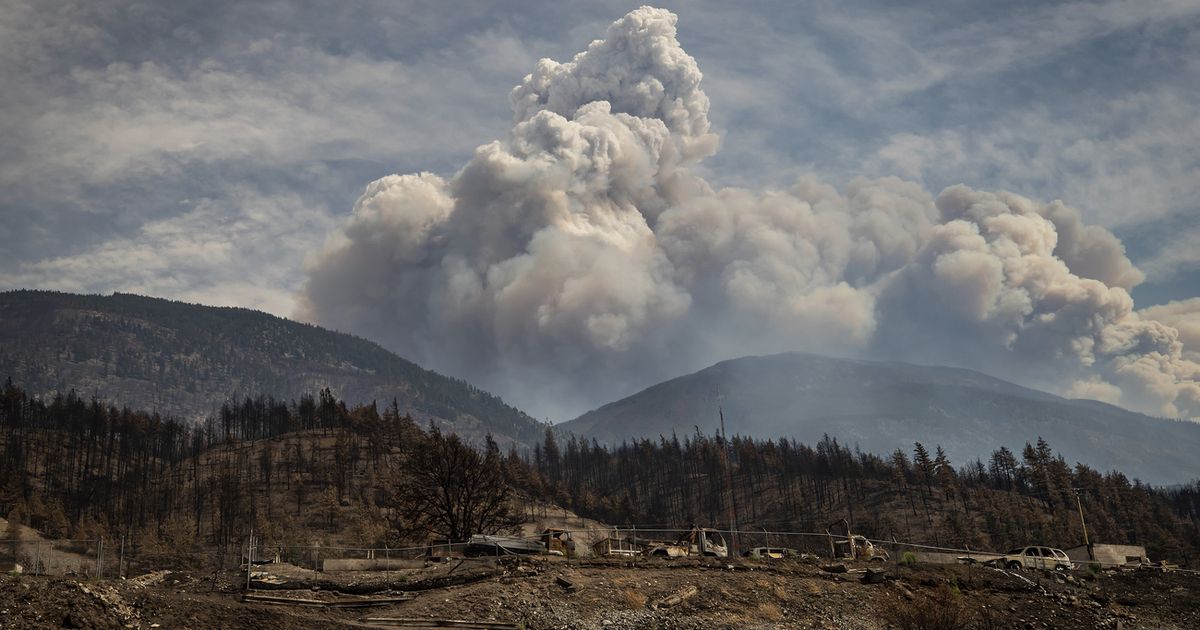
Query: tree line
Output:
[[1, 379, 1198, 568], [515, 428, 1200, 563]]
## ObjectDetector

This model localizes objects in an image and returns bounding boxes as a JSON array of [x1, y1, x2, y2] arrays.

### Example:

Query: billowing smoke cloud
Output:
[[298, 6, 1200, 420], [1140, 298, 1200, 361]]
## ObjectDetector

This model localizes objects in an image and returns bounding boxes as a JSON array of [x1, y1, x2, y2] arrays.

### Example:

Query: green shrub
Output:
[[899, 551, 917, 566]]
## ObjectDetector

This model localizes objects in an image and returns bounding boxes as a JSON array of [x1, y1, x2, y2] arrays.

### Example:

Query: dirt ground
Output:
[[1, 557, 1197, 629]]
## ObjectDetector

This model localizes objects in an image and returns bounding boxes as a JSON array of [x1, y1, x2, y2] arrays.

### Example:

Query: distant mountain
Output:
[[0, 290, 545, 446], [561, 352, 1200, 485]]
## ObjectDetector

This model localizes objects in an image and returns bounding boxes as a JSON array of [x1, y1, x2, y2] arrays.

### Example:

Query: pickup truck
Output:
[[646, 526, 729, 558], [988, 546, 1074, 571]]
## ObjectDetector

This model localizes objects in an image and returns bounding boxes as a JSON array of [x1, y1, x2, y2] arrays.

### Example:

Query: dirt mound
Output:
[[0, 576, 131, 629]]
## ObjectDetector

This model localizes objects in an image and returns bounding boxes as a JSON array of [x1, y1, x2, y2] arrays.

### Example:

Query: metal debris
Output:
[[860, 568, 888, 584], [652, 585, 698, 610], [555, 576, 578, 592]]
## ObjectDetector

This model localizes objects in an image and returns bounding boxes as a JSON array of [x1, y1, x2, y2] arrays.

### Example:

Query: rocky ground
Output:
[[1, 557, 1197, 629]]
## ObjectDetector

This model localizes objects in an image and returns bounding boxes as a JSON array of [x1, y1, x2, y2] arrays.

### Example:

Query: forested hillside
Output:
[[1, 382, 1198, 570], [0, 290, 544, 446], [563, 352, 1200, 485]]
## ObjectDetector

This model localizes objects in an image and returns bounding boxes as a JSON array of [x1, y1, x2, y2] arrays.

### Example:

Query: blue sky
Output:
[[2, 1, 1196, 323]]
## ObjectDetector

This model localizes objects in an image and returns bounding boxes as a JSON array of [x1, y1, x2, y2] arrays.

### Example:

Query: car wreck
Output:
[[645, 526, 729, 558], [741, 546, 803, 559], [985, 546, 1074, 572], [827, 520, 889, 562]]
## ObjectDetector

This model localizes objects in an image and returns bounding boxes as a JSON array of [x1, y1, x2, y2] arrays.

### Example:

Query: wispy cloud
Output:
[[0, 187, 335, 316], [861, 87, 1200, 227], [1136, 225, 1200, 283]]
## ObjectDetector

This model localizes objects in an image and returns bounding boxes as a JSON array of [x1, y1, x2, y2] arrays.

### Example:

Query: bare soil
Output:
[[1, 558, 1197, 629]]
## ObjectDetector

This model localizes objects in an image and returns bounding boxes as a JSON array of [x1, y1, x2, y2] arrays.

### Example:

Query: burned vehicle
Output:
[[646, 526, 729, 558], [741, 547, 801, 559], [826, 520, 889, 562], [987, 546, 1074, 572], [834, 535, 888, 562]]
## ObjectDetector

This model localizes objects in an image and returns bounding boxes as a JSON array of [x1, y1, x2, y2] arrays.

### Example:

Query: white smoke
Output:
[[1140, 298, 1200, 361], [298, 6, 1200, 420]]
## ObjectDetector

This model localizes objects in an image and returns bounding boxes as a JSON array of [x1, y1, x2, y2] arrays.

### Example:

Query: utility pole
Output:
[[1073, 488, 1091, 560], [719, 407, 740, 557]]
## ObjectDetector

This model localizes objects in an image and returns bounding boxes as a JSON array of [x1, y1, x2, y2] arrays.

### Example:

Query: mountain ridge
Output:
[[0, 289, 546, 446], [562, 351, 1200, 485]]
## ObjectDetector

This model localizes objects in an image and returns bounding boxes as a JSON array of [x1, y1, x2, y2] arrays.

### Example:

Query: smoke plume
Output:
[[299, 7, 1200, 420]]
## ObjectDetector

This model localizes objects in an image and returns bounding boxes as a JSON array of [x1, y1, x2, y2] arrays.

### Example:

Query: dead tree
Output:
[[391, 427, 515, 542]]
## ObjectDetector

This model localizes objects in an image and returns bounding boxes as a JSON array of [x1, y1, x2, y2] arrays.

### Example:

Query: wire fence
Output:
[[1, 538, 111, 577], [4, 525, 1198, 578]]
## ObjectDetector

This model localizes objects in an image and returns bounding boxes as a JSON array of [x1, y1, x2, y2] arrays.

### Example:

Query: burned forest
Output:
[[2, 381, 1198, 571]]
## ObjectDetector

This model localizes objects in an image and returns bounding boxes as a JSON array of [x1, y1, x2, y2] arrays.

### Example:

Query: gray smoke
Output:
[[298, 6, 1200, 421], [1140, 298, 1200, 362]]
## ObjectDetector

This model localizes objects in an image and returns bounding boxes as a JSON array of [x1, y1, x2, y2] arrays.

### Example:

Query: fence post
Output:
[[119, 535, 125, 579], [631, 526, 637, 568], [246, 528, 254, 590]]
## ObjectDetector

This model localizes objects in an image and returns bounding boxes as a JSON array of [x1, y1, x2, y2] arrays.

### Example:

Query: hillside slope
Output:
[[0, 290, 544, 445], [562, 352, 1200, 485]]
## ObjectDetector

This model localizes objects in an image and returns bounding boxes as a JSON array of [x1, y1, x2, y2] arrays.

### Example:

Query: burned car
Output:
[[987, 546, 1074, 572], [826, 520, 889, 562], [742, 546, 802, 559]]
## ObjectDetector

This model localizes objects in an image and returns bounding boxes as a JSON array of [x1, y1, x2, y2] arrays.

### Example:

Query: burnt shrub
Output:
[[882, 584, 973, 630]]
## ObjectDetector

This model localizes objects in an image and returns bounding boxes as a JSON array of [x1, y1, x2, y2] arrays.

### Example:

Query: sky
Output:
[[2, 1, 1198, 418]]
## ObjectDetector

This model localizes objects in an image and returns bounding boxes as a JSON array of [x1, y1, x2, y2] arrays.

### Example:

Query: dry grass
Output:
[[619, 588, 648, 609], [751, 577, 791, 600], [882, 584, 974, 630], [756, 602, 784, 621]]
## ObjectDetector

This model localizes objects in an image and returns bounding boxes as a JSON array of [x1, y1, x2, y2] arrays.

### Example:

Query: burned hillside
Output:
[[1, 381, 1198, 572]]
